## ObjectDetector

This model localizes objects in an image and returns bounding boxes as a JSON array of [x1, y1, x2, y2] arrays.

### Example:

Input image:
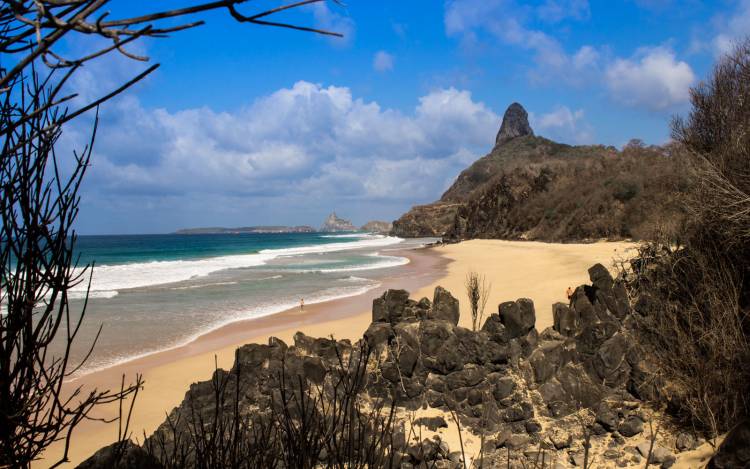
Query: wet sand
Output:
[[37, 246, 447, 468]]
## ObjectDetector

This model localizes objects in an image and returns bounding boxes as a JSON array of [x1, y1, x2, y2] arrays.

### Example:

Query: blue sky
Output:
[[61, 0, 750, 234]]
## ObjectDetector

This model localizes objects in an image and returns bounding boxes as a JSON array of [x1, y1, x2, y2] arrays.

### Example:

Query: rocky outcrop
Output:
[[360, 220, 392, 234], [80, 263, 698, 468], [390, 202, 462, 238], [496, 102, 534, 146], [391, 103, 687, 241], [320, 212, 356, 232]]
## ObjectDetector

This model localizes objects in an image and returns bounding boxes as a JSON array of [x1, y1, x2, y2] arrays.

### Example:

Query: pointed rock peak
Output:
[[496, 102, 534, 145]]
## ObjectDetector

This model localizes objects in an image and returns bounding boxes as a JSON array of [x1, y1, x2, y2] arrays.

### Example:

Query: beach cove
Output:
[[38, 239, 637, 467]]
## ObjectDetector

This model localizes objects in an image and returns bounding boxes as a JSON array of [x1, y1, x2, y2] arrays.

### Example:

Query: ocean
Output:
[[53, 232, 436, 377]]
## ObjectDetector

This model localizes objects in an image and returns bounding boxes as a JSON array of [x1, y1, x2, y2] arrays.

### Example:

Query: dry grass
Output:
[[623, 38, 750, 438]]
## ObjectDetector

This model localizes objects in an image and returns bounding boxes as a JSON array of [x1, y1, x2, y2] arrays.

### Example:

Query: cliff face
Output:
[[391, 103, 688, 241], [360, 220, 393, 234], [320, 212, 356, 232]]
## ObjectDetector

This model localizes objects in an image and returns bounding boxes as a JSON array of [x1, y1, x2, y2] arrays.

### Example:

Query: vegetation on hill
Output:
[[392, 133, 689, 242]]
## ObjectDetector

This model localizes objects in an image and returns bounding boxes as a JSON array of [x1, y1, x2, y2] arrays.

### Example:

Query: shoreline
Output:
[[39, 238, 639, 467], [38, 245, 448, 468]]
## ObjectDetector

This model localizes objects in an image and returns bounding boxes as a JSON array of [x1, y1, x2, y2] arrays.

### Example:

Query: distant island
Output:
[[320, 212, 356, 232], [175, 225, 315, 234], [175, 215, 394, 236]]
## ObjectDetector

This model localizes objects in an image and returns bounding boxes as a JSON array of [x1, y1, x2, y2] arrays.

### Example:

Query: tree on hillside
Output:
[[0, 2, 342, 466]]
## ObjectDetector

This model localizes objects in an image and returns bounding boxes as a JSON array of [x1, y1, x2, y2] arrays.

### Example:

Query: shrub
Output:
[[625, 38, 750, 437]]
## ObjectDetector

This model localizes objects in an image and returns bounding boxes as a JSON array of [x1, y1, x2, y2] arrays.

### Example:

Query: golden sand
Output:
[[37, 239, 639, 467]]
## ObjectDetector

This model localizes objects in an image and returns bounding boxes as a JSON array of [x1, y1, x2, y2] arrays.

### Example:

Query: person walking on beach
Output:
[[300, 298, 305, 311]]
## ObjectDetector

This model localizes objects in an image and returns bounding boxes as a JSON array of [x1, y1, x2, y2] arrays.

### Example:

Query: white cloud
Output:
[[444, 0, 599, 84], [373, 51, 394, 72], [605, 47, 695, 111], [67, 82, 501, 230], [532, 106, 594, 143], [712, 0, 750, 56]]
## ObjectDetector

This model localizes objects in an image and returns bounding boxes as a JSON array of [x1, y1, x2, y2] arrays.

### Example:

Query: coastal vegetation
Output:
[[623, 38, 750, 440], [2, 1, 749, 467], [391, 114, 689, 243]]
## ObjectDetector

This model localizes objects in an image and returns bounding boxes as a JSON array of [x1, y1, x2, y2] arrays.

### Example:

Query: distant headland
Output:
[[174, 226, 315, 234], [175, 214, 393, 235]]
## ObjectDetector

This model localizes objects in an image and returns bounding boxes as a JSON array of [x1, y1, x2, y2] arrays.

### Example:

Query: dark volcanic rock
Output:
[[77, 440, 162, 469], [588, 263, 614, 291], [593, 332, 632, 387], [419, 320, 464, 374], [595, 402, 619, 432], [553, 302, 577, 337], [431, 286, 460, 325], [619, 414, 644, 437], [496, 102, 534, 146], [364, 322, 394, 347], [414, 416, 449, 431], [372, 289, 410, 323], [499, 299, 536, 338]]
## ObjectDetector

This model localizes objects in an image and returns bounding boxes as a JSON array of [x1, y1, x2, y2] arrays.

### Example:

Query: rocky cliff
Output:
[[391, 103, 687, 241], [360, 220, 393, 234], [320, 212, 356, 232]]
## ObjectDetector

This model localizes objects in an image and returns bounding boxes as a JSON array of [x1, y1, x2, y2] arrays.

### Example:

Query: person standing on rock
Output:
[[566, 287, 573, 306]]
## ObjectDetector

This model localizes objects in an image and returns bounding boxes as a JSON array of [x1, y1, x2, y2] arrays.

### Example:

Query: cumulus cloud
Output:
[[444, 0, 599, 84], [712, 0, 750, 56], [532, 106, 594, 143], [373, 51, 394, 72], [68, 82, 501, 231], [605, 47, 695, 111]]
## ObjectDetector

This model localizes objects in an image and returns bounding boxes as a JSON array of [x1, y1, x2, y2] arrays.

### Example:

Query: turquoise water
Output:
[[54, 232, 436, 377], [73, 233, 373, 265]]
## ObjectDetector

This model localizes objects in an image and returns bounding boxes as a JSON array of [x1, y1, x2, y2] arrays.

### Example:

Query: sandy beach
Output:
[[38, 239, 637, 468]]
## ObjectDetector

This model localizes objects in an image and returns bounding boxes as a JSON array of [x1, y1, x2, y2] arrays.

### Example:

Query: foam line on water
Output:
[[68, 281, 382, 380], [70, 236, 403, 295]]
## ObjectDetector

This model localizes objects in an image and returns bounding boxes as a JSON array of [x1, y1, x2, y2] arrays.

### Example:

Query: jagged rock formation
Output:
[[320, 212, 356, 232], [496, 102, 534, 145], [80, 263, 700, 468], [360, 220, 393, 234], [391, 104, 687, 241]]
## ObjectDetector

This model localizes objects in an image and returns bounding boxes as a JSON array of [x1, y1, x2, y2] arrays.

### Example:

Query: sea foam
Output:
[[69, 236, 403, 296]]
